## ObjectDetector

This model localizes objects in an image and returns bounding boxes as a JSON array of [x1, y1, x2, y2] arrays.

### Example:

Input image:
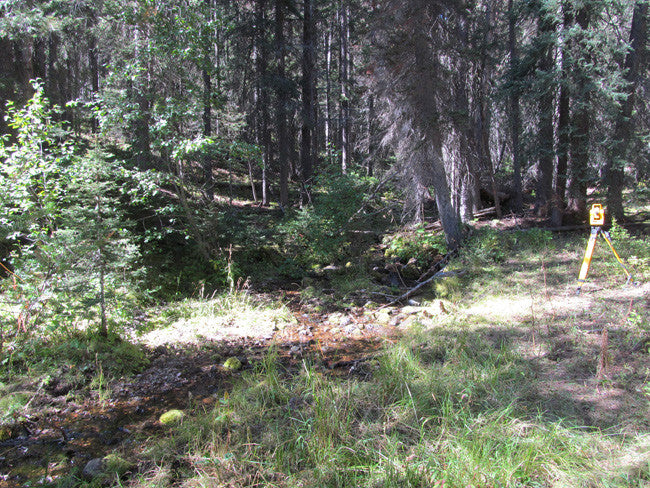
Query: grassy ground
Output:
[[0, 214, 648, 487], [95, 226, 649, 488]]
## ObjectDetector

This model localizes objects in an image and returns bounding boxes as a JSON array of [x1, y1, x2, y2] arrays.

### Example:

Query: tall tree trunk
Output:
[[339, 0, 350, 174], [32, 38, 46, 86], [202, 0, 214, 201], [605, 0, 648, 221], [508, 0, 523, 213], [89, 36, 100, 133], [325, 26, 333, 162], [479, 2, 500, 218], [567, 6, 592, 218], [300, 0, 316, 205], [0, 37, 14, 135], [552, 8, 573, 226], [46, 35, 59, 107], [275, 0, 289, 208], [366, 94, 375, 176], [131, 24, 152, 169], [412, 35, 462, 248], [255, 0, 271, 206], [535, 8, 556, 217], [202, 66, 213, 200]]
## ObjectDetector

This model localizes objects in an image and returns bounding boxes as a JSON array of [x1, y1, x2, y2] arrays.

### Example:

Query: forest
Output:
[[0, 0, 649, 487]]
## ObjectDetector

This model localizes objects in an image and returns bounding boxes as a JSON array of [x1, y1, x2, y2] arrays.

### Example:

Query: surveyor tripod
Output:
[[576, 204, 633, 294]]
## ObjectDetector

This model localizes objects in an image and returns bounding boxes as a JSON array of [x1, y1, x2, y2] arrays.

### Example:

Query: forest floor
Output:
[[1, 225, 649, 487]]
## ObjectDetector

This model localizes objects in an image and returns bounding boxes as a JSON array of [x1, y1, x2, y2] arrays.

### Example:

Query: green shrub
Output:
[[1, 329, 148, 379], [510, 228, 554, 251], [384, 225, 447, 268], [279, 173, 373, 266], [462, 227, 509, 265]]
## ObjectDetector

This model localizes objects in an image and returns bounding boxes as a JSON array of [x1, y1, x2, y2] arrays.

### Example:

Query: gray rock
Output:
[[338, 316, 352, 327], [82, 458, 104, 479], [375, 310, 392, 326]]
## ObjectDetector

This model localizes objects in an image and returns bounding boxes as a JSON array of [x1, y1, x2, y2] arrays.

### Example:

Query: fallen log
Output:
[[380, 270, 460, 308]]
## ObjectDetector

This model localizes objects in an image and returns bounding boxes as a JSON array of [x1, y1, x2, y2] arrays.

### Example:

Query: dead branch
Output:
[[380, 270, 459, 308]]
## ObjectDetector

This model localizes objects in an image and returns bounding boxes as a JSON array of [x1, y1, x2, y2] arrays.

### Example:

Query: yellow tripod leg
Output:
[[600, 230, 633, 284], [577, 227, 599, 294]]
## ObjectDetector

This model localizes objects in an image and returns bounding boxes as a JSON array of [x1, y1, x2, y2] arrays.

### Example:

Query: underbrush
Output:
[[278, 173, 387, 269], [123, 330, 645, 488]]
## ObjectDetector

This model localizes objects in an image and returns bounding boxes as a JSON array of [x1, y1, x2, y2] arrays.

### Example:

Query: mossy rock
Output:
[[103, 454, 132, 475], [374, 310, 392, 326], [159, 409, 184, 425], [223, 357, 242, 371]]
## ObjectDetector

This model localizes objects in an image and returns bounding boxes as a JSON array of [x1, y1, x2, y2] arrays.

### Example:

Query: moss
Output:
[[159, 409, 184, 425], [223, 357, 242, 371], [0, 426, 11, 440], [103, 453, 133, 475], [434, 275, 463, 301]]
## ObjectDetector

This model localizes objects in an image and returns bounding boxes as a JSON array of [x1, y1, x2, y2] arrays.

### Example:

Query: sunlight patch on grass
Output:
[[462, 295, 538, 324], [140, 292, 296, 347]]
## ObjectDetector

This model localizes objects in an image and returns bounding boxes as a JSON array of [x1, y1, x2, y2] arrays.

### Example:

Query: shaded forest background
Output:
[[0, 0, 648, 329]]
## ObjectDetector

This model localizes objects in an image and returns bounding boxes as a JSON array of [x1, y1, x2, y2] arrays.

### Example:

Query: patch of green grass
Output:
[[125, 328, 642, 488], [1, 329, 148, 379], [0, 391, 31, 421]]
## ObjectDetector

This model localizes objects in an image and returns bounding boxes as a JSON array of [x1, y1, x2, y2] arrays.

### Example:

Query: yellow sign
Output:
[[589, 204, 605, 226]]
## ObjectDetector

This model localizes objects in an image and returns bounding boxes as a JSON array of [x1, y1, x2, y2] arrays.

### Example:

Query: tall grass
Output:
[[126, 328, 639, 488]]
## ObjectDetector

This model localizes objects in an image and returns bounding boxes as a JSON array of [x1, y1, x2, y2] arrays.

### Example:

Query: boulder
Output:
[[82, 454, 133, 480]]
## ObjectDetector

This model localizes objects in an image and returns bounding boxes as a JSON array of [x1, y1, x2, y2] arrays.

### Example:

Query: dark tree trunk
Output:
[[14, 41, 32, 97], [300, 0, 316, 205], [372, 0, 463, 249], [202, 67, 213, 200], [202, 0, 214, 201], [275, 0, 289, 208], [339, 0, 350, 174], [0, 37, 15, 135], [366, 94, 375, 177], [508, 0, 523, 213], [535, 8, 556, 217], [325, 25, 333, 161], [89, 37, 100, 133], [32, 38, 46, 85], [566, 7, 592, 219], [255, 0, 271, 205], [552, 8, 573, 226], [478, 4, 500, 219], [47, 35, 59, 106], [130, 25, 152, 169], [605, 0, 648, 221]]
